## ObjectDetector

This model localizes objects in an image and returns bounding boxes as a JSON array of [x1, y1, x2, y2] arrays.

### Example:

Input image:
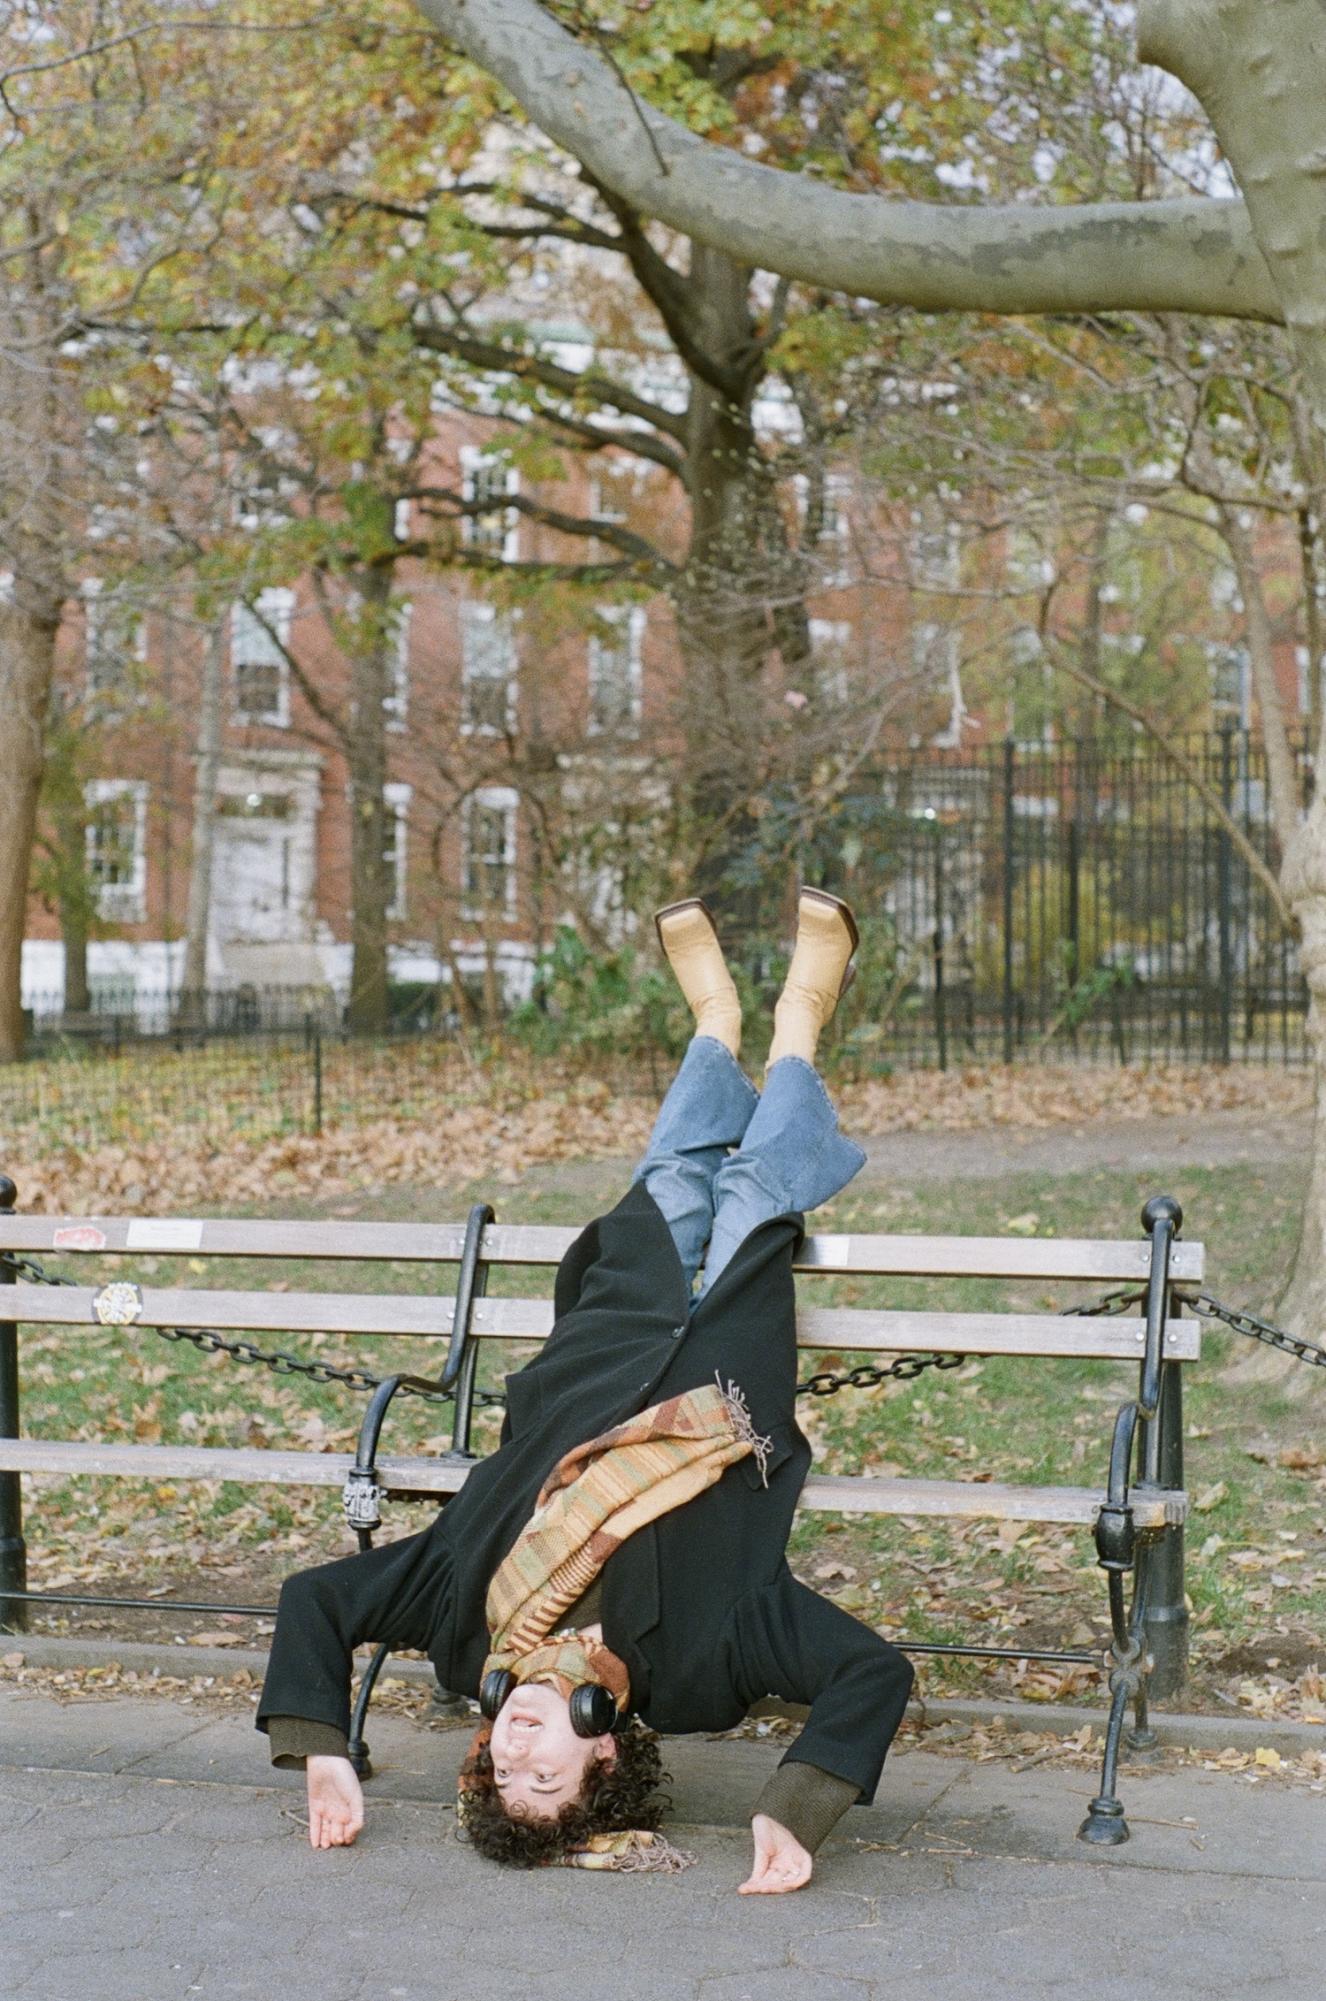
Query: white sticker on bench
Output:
[[125, 1219, 205, 1251], [805, 1235, 851, 1264]]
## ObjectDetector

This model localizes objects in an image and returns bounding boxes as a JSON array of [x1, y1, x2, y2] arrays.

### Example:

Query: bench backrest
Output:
[[0, 1213, 1205, 1367]]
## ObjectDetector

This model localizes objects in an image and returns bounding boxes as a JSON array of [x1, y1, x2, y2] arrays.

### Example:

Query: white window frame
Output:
[[459, 601, 518, 736], [83, 579, 146, 700], [383, 781, 411, 921], [587, 606, 644, 737], [1208, 639, 1252, 729], [808, 617, 851, 704], [231, 588, 294, 728], [461, 785, 518, 919], [385, 602, 411, 731], [460, 444, 519, 562], [85, 779, 148, 923]]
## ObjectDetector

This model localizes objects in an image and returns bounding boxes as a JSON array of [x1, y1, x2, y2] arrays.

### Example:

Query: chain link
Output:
[[1189, 1290, 1326, 1370], [796, 1352, 967, 1397]]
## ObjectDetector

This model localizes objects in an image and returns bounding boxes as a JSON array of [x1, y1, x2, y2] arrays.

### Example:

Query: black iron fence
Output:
[[806, 724, 1308, 1068], [5, 729, 1314, 1144]]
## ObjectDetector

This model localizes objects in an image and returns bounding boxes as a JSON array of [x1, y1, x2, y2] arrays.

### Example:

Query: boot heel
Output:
[[654, 897, 718, 953], [798, 887, 860, 955]]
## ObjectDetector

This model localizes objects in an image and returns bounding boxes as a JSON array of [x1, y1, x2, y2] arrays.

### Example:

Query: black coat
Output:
[[260, 1184, 913, 1804]]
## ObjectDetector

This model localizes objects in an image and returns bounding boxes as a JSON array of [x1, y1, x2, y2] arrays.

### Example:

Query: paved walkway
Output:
[[3, 1686, 1321, 2001]]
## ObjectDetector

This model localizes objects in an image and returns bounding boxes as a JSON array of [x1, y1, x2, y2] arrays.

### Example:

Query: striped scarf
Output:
[[484, 1374, 769, 1697]]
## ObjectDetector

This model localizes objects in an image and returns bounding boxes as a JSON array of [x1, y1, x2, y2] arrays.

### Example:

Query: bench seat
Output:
[[0, 1437, 1187, 1529]]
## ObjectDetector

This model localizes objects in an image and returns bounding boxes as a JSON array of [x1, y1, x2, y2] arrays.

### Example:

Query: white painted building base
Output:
[[22, 936, 537, 1024]]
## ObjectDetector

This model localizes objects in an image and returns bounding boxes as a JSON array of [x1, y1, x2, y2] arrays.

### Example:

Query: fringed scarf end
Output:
[[715, 1371, 772, 1487], [561, 1830, 696, 1872]]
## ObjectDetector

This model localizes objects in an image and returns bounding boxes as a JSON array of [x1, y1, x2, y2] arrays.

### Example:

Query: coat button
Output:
[[671, 1324, 685, 1339]]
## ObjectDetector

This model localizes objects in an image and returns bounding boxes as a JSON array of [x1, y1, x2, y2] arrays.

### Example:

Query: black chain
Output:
[[796, 1353, 967, 1397], [1065, 1287, 1147, 1318], [1189, 1291, 1326, 1370]]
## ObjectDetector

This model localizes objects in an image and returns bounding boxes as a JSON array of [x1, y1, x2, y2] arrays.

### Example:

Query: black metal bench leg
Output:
[[1079, 1668, 1133, 1845], [1127, 1679, 1158, 1754], [347, 1641, 392, 1780], [1079, 1564, 1148, 1845]]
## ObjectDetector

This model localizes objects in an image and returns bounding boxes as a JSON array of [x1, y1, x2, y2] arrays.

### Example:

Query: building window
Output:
[[385, 603, 411, 731], [588, 466, 631, 560], [460, 446, 519, 561], [462, 786, 518, 917], [85, 780, 148, 923], [460, 602, 517, 735], [84, 581, 145, 701], [1209, 642, 1251, 727], [588, 607, 644, 735], [384, 782, 411, 921], [231, 589, 293, 726], [808, 618, 851, 705]]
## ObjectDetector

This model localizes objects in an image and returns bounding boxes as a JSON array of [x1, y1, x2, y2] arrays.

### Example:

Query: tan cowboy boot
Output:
[[766, 888, 859, 1070], [655, 898, 742, 1055]]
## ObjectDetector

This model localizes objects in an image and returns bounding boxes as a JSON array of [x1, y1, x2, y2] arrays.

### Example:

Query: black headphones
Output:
[[479, 1667, 621, 1739]]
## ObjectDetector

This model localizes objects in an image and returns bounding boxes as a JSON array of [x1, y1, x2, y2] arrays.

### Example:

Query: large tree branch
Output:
[[407, 481, 677, 576], [411, 0, 1281, 321], [414, 318, 686, 443]]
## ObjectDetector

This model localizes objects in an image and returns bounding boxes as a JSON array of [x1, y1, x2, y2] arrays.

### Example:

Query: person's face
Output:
[[488, 1680, 616, 1821]]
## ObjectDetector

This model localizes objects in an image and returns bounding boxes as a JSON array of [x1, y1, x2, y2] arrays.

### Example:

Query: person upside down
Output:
[[256, 889, 914, 1891]]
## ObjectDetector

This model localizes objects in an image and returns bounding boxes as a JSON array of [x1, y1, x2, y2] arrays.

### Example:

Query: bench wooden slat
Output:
[[0, 1438, 1185, 1528], [0, 1215, 1206, 1283], [1, 1283, 1201, 1360]]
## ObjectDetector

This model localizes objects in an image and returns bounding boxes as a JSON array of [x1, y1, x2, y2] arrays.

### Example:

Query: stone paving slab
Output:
[[2, 1689, 1322, 2001]]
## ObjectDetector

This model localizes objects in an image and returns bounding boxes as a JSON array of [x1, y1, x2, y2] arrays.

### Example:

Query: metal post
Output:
[[312, 1023, 323, 1137], [1135, 1196, 1188, 1700], [1141, 1351, 1189, 1700], [932, 821, 947, 1072], [1066, 817, 1081, 1054], [0, 1175, 27, 1632], [1217, 723, 1234, 1066], [1002, 736, 1016, 1064]]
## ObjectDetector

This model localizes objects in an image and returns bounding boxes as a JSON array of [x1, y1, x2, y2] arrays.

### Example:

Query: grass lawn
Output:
[[9, 1148, 1325, 1726]]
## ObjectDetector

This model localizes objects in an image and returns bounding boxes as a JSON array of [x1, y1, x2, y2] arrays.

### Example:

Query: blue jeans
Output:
[[633, 1035, 866, 1299]]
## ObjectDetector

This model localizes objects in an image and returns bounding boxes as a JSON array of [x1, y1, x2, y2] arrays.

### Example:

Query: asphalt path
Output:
[[3, 1688, 1322, 2001]]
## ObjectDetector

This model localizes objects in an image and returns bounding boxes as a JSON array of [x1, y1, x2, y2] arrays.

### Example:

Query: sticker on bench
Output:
[[53, 1226, 107, 1251], [93, 1281, 144, 1326], [126, 1219, 204, 1251], [804, 1235, 851, 1265]]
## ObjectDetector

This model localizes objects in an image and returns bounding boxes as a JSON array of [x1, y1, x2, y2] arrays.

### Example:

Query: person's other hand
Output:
[[306, 1754, 365, 1850], [738, 1813, 813, 1894]]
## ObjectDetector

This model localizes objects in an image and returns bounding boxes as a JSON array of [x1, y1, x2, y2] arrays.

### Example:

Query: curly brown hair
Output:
[[458, 1717, 669, 1868]]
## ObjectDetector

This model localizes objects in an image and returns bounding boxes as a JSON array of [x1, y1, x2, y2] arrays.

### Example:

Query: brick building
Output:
[[20, 409, 1314, 1027]]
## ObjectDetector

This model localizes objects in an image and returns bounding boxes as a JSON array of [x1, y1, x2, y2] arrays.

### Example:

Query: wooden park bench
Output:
[[0, 1178, 1201, 1845]]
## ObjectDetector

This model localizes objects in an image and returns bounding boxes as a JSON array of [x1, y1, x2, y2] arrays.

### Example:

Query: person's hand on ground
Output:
[[738, 1813, 813, 1894], [306, 1754, 364, 1850]]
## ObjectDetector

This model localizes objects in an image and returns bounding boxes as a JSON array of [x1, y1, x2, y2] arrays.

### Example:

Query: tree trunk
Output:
[[59, 887, 90, 1017], [178, 621, 225, 1027], [670, 242, 795, 912], [345, 572, 392, 1036], [1215, 501, 1299, 856], [0, 598, 60, 1060], [1139, 0, 1326, 1387]]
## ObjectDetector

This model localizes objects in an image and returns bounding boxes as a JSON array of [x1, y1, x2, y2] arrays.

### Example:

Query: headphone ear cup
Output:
[[478, 1668, 515, 1721], [568, 1681, 619, 1739]]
